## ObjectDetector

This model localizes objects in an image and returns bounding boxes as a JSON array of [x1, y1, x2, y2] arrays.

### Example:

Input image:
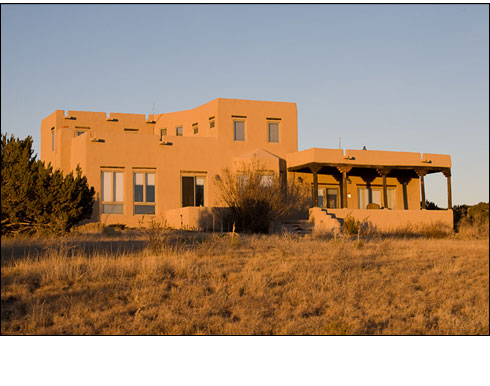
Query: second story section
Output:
[[153, 98, 298, 158], [41, 98, 298, 172]]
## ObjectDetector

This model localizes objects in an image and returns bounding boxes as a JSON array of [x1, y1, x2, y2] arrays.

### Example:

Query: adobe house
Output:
[[40, 98, 453, 232]]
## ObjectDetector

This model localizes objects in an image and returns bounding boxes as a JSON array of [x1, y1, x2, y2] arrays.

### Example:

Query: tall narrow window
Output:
[[193, 123, 199, 135], [51, 129, 55, 151], [268, 122, 279, 143], [326, 188, 338, 209], [234, 121, 245, 141], [134, 172, 156, 214], [160, 128, 167, 140], [176, 126, 183, 136], [101, 171, 124, 214]]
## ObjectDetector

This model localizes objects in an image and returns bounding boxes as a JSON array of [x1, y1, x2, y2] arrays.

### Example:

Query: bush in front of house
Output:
[[216, 161, 310, 233], [1, 133, 95, 235]]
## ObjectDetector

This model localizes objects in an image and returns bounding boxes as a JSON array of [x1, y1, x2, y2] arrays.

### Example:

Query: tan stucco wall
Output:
[[310, 208, 453, 232], [41, 98, 297, 227]]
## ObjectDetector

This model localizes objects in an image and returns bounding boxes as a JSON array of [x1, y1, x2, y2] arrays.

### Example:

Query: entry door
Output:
[[182, 177, 195, 207]]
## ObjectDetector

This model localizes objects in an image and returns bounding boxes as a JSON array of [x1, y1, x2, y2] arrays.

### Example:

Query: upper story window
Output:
[[51, 128, 55, 151], [160, 128, 167, 140], [193, 123, 198, 135], [134, 171, 156, 214], [124, 128, 139, 133], [234, 120, 245, 141], [268, 122, 279, 143], [176, 126, 183, 136], [101, 170, 124, 214], [209, 116, 215, 128]]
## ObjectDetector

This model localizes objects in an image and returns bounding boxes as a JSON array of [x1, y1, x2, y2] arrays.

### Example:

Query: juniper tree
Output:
[[1, 133, 95, 235]]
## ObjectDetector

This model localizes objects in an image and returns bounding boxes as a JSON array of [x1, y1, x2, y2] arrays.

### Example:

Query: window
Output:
[[76, 131, 87, 136], [358, 187, 394, 209], [234, 121, 245, 141], [326, 188, 339, 209], [193, 123, 198, 135], [176, 126, 183, 136], [268, 122, 279, 143], [51, 128, 55, 151], [124, 128, 139, 133], [101, 171, 124, 214], [209, 120, 215, 128], [182, 176, 205, 207], [318, 188, 324, 208], [260, 175, 273, 187], [134, 172, 155, 214], [160, 128, 167, 140]]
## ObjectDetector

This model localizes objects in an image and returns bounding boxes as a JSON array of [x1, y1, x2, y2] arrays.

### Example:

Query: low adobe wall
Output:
[[164, 207, 232, 231], [310, 207, 453, 233]]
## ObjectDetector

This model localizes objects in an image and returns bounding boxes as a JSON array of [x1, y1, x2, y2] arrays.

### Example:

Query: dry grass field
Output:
[[1, 228, 488, 335]]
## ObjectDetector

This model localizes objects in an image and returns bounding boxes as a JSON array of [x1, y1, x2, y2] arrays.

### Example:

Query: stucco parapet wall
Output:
[[287, 148, 451, 170], [62, 110, 153, 125], [310, 207, 453, 232]]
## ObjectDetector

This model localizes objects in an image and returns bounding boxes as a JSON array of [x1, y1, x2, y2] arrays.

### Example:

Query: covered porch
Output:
[[286, 148, 453, 211]]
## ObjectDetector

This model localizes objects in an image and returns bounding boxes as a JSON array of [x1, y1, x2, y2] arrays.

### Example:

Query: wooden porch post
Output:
[[443, 169, 452, 209], [416, 169, 428, 210], [397, 177, 411, 210], [337, 166, 352, 209], [309, 164, 321, 207], [377, 168, 391, 209]]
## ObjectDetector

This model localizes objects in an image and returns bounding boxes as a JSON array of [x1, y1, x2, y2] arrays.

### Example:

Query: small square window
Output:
[[234, 121, 245, 141], [176, 126, 183, 136]]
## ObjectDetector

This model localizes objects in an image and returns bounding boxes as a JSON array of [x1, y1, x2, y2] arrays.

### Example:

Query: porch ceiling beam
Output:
[[287, 162, 447, 175]]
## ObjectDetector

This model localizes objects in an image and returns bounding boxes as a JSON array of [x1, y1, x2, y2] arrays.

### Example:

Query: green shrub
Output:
[[343, 215, 360, 236], [1, 133, 95, 235]]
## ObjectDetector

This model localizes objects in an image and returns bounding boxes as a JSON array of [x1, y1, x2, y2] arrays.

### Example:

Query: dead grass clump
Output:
[[383, 222, 453, 239]]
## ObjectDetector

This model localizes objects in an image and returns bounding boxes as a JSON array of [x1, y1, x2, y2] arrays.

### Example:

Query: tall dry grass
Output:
[[1, 230, 488, 335]]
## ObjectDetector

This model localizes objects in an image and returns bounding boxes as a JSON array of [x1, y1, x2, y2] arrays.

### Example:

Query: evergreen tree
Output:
[[1, 133, 95, 235]]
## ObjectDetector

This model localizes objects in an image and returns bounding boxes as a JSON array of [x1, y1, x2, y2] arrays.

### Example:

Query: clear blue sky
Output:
[[2, 4, 488, 206]]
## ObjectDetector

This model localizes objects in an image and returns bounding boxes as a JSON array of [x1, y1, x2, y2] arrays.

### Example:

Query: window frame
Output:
[[181, 173, 207, 207], [176, 126, 183, 136], [233, 120, 245, 141], [51, 128, 55, 151], [133, 170, 156, 215], [267, 121, 280, 143], [101, 169, 125, 215], [358, 186, 395, 209], [159, 128, 168, 140]]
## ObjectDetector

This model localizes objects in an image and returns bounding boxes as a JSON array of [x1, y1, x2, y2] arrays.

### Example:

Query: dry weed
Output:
[[1, 231, 488, 335]]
